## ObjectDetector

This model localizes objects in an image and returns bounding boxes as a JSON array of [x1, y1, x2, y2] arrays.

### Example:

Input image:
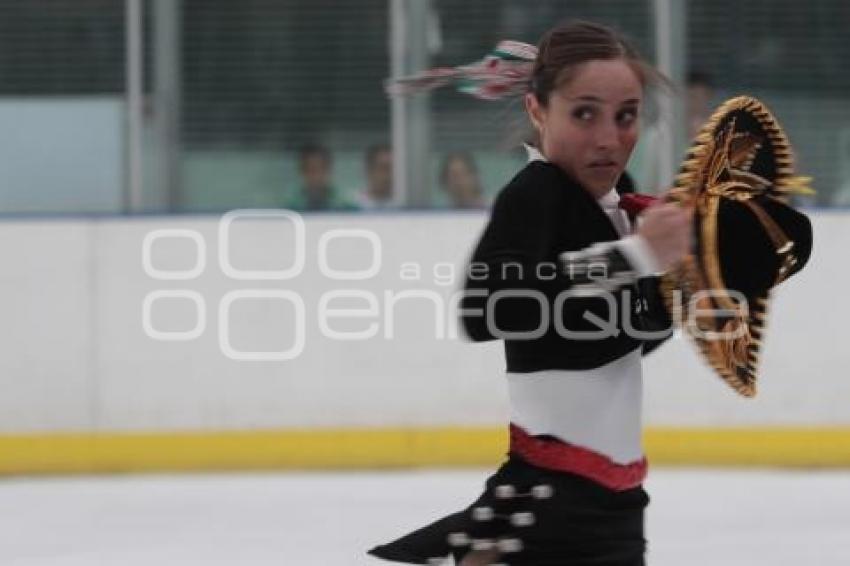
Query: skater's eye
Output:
[[572, 106, 596, 122], [616, 107, 639, 127]]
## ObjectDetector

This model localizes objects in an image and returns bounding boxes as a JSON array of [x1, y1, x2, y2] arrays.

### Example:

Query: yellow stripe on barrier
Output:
[[643, 427, 850, 467], [1, 427, 850, 475]]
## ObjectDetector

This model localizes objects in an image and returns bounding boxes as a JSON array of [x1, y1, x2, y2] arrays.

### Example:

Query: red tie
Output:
[[618, 193, 659, 216]]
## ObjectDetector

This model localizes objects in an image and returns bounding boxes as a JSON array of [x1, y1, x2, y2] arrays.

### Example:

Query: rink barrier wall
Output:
[[0, 211, 846, 473], [3, 426, 850, 474]]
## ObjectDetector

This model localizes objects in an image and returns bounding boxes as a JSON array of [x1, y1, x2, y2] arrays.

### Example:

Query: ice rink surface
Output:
[[1, 467, 848, 565]]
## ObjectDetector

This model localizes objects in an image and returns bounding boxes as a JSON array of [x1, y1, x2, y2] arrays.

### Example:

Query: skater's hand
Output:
[[637, 203, 692, 271]]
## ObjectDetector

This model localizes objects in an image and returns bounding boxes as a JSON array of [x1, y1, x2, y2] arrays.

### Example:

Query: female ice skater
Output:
[[370, 20, 686, 565], [370, 19, 811, 566]]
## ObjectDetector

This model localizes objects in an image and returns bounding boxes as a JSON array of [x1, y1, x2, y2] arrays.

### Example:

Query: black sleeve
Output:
[[459, 166, 668, 345], [638, 276, 675, 355], [459, 174, 573, 341]]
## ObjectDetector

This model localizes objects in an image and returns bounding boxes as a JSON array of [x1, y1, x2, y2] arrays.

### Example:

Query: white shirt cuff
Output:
[[616, 235, 661, 277]]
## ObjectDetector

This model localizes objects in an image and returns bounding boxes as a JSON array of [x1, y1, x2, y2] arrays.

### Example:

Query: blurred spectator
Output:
[[439, 152, 487, 209], [285, 144, 353, 211], [686, 70, 714, 139], [626, 70, 717, 193], [354, 144, 396, 210]]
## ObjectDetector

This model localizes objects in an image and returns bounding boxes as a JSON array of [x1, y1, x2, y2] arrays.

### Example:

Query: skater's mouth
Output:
[[588, 159, 618, 169]]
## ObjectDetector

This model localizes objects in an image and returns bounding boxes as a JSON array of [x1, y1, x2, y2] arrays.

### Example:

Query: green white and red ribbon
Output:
[[387, 40, 538, 100]]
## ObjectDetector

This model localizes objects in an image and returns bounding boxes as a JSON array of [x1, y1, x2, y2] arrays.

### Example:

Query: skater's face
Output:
[[525, 59, 642, 198]]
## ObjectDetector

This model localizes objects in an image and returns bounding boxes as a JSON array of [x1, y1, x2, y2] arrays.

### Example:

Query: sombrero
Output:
[[660, 96, 814, 397]]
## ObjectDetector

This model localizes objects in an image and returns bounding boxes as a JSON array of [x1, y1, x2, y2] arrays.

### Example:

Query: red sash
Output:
[[509, 423, 647, 491]]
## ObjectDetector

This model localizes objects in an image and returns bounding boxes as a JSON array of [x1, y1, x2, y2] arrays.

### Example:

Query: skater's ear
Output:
[[525, 93, 547, 134]]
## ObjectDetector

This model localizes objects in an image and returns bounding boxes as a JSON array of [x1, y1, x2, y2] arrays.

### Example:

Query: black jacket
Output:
[[460, 161, 672, 371]]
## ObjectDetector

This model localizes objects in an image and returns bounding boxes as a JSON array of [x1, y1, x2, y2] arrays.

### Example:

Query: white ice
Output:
[[0, 468, 848, 565]]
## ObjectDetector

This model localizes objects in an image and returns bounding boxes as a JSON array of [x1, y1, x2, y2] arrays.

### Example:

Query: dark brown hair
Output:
[[298, 143, 332, 168], [530, 20, 670, 106]]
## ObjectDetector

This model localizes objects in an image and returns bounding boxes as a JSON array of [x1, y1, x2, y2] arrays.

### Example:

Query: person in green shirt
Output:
[[285, 144, 354, 211]]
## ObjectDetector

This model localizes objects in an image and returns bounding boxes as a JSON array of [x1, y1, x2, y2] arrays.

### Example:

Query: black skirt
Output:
[[368, 453, 649, 565]]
